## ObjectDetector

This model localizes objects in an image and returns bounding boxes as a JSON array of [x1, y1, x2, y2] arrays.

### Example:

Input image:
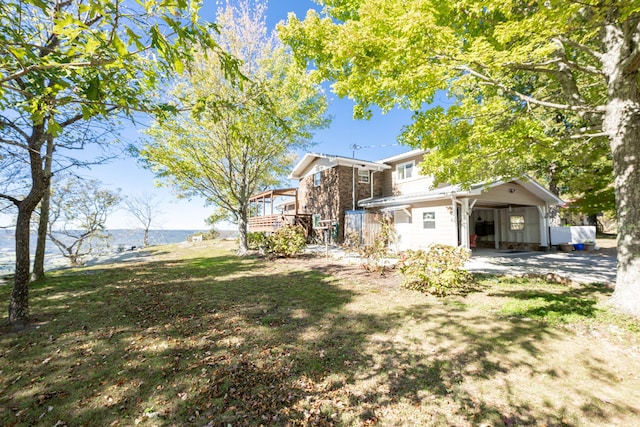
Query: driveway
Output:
[[466, 249, 616, 285], [311, 244, 617, 286]]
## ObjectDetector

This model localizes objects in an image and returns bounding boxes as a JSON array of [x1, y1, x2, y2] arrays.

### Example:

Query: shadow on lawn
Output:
[[0, 255, 637, 426]]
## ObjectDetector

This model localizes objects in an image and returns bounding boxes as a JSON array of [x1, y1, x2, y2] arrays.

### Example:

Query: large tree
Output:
[[0, 0, 235, 327], [123, 193, 163, 247], [140, 0, 329, 253], [281, 0, 640, 316], [30, 123, 122, 280], [47, 177, 120, 266]]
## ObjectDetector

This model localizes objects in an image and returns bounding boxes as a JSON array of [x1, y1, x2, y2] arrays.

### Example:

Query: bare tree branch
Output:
[[557, 35, 604, 62], [0, 192, 22, 206], [0, 117, 30, 142], [458, 65, 606, 113]]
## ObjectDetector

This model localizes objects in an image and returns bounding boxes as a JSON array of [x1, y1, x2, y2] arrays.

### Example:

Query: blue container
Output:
[[573, 243, 585, 251]]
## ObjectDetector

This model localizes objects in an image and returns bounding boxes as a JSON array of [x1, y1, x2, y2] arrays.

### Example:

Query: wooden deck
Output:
[[247, 188, 313, 238], [248, 214, 313, 235]]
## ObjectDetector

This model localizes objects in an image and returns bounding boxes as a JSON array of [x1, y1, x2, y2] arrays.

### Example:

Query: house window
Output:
[[510, 215, 525, 231], [396, 161, 414, 180], [313, 171, 322, 187], [358, 169, 370, 184], [312, 214, 321, 228], [422, 211, 436, 229]]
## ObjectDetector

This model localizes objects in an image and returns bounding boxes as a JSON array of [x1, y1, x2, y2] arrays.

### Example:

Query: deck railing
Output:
[[248, 214, 313, 235]]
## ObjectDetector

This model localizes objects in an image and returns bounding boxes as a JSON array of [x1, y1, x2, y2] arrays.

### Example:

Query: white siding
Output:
[[296, 157, 334, 179], [394, 174, 436, 195], [393, 210, 412, 251], [476, 182, 545, 205], [385, 153, 435, 195], [393, 203, 457, 250], [497, 207, 541, 243]]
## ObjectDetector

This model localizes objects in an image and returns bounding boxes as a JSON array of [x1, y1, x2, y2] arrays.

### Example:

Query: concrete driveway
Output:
[[311, 243, 617, 286], [466, 249, 616, 285]]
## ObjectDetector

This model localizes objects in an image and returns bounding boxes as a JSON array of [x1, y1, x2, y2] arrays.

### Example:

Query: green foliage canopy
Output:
[[0, 0, 234, 124], [280, 1, 632, 207], [280, 0, 640, 315], [140, 1, 329, 252], [0, 0, 235, 326]]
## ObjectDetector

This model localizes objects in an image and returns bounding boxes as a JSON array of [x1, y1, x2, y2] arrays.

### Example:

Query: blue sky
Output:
[[108, 0, 419, 230], [1, 1, 421, 230]]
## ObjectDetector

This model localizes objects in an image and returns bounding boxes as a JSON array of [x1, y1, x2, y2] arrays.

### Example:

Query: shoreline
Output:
[[0, 228, 221, 278], [0, 246, 155, 283]]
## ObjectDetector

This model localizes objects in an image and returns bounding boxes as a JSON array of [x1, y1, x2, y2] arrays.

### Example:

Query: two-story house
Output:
[[358, 150, 563, 251], [248, 149, 563, 252], [288, 152, 390, 242]]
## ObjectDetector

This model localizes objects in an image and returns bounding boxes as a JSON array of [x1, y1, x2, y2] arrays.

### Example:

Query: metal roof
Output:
[[358, 177, 563, 208]]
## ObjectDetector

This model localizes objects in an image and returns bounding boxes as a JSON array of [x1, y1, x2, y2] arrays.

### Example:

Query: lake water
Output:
[[0, 229, 229, 276]]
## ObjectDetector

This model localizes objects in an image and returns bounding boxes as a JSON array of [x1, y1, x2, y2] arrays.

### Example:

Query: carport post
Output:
[[493, 208, 500, 249], [452, 196, 459, 246], [460, 198, 470, 249], [537, 205, 549, 248]]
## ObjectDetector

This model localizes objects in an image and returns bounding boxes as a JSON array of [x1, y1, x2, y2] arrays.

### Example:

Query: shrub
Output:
[[398, 244, 474, 296], [247, 232, 269, 250], [269, 225, 307, 257], [190, 230, 218, 241], [343, 230, 362, 252], [356, 215, 398, 274]]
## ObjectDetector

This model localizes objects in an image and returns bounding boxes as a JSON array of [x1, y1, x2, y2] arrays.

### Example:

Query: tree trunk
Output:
[[602, 20, 640, 316], [33, 187, 50, 281], [546, 162, 562, 227], [237, 208, 249, 255], [9, 127, 48, 327], [10, 185, 47, 328], [9, 207, 33, 328], [33, 137, 55, 280]]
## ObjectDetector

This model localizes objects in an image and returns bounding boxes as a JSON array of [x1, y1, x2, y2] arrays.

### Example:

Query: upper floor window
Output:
[[396, 161, 414, 181], [313, 171, 322, 187], [358, 169, 370, 184]]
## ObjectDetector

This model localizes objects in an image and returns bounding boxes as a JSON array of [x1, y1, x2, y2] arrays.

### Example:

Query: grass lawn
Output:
[[1, 239, 639, 426]]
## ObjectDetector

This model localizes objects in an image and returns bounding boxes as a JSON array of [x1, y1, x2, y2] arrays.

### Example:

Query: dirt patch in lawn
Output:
[[274, 254, 403, 289]]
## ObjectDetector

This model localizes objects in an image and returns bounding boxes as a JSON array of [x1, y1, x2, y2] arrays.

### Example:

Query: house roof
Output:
[[288, 152, 391, 180], [249, 188, 297, 203], [509, 178, 564, 205], [376, 149, 427, 164], [358, 184, 464, 208], [358, 177, 563, 208]]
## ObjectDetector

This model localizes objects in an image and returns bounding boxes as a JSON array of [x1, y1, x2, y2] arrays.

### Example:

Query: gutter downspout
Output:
[[351, 144, 358, 211], [352, 165, 356, 211], [370, 170, 375, 201]]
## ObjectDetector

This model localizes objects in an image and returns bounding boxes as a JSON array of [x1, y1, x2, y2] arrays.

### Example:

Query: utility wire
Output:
[[350, 143, 400, 151]]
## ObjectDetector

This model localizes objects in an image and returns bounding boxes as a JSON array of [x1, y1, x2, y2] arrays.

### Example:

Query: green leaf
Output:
[[111, 34, 128, 57], [47, 120, 63, 137], [172, 55, 184, 74], [84, 37, 101, 55], [126, 27, 145, 51], [85, 76, 101, 101], [25, 0, 47, 11]]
